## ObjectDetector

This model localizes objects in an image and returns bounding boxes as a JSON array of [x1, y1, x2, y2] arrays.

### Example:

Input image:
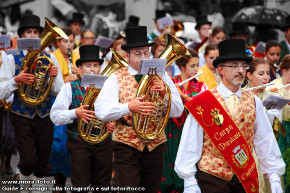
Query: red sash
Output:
[[185, 90, 258, 193]]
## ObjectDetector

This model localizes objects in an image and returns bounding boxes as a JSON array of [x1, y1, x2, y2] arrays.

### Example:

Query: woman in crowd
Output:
[[245, 57, 282, 193], [198, 43, 220, 90], [52, 27, 80, 83], [268, 54, 290, 192], [159, 49, 207, 192]]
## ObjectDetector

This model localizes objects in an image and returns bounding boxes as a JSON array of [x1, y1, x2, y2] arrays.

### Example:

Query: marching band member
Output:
[[159, 48, 207, 192], [50, 45, 113, 193], [0, 15, 64, 192], [267, 54, 290, 192], [175, 39, 285, 193], [52, 27, 80, 83], [95, 26, 183, 193]]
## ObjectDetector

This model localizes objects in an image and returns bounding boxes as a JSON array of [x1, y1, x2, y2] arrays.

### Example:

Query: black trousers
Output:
[[66, 136, 113, 193], [198, 170, 246, 193], [112, 141, 165, 193], [11, 113, 54, 177]]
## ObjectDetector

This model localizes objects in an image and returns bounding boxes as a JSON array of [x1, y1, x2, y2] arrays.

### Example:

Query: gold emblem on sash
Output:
[[211, 108, 224, 126]]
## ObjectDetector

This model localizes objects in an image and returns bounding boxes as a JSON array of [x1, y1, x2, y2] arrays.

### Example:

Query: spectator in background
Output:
[[74, 29, 96, 56], [265, 40, 282, 81], [280, 15, 290, 62], [199, 26, 226, 67], [70, 12, 85, 48]]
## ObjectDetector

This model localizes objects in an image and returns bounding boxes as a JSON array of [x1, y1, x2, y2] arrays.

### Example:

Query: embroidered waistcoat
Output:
[[11, 51, 53, 119], [114, 67, 167, 151], [198, 88, 256, 181]]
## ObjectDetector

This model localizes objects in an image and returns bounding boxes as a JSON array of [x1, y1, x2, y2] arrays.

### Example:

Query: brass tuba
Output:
[[132, 34, 189, 142], [17, 18, 68, 106], [77, 49, 128, 144]]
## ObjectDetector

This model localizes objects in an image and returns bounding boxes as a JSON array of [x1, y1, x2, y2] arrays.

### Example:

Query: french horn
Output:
[[17, 18, 68, 106], [132, 34, 189, 142], [77, 49, 128, 144]]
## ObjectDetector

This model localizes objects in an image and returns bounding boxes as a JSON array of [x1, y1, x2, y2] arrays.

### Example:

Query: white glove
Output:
[[270, 181, 283, 193], [183, 184, 201, 193]]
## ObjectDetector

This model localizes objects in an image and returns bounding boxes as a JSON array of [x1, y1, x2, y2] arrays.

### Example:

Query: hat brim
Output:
[[17, 26, 43, 37], [195, 22, 212, 30], [76, 58, 104, 67], [213, 56, 253, 68], [281, 24, 290, 31], [121, 42, 155, 51]]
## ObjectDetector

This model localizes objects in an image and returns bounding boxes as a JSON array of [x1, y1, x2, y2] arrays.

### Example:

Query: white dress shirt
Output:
[[174, 82, 285, 191], [0, 50, 64, 100], [94, 65, 184, 122], [50, 82, 78, 126]]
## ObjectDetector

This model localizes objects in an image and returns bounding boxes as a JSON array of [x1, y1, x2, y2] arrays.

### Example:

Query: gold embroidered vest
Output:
[[198, 87, 256, 181], [113, 67, 167, 151]]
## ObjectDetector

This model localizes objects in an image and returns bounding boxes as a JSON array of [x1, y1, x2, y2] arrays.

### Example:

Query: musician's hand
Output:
[[106, 122, 115, 133], [75, 105, 95, 123], [128, 97, 155, 116], [174, 83, 191, 102], [64, 75, 77, 83], [0, 99, 4, 107], [72, 66, 82, 78], [14, 67, 35, 85], [49, 66, 58, 77], [151, 79, 166, 97]]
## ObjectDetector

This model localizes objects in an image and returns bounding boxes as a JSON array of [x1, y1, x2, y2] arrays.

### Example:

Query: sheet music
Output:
[[137, 59, 167, 75], [0, 34, 11, 49], [95, 36, 114, 48], [157, 16, 174, 29], [81, 74, 108, 89], [262, 95, 290, 110], [17, 38, 41, 51]]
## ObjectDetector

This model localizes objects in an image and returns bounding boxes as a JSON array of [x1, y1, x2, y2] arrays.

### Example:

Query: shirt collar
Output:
[[128, 65, 138, 75], [217, 81, 241, 98]]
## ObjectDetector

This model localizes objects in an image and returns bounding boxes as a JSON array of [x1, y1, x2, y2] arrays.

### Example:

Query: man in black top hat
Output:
[[95, 26, 183, 193], [50, 45, 114, 193], [175, 39, 285, 193], [280, 15, 290, 62], [0, 14, 64, 192], [186, 15, 212, 51], [70, 12, 85, 48], [150, 10, 172, 40]]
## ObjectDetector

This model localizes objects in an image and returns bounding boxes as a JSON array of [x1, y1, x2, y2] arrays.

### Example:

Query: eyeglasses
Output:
[[83, 37, 95, 40], [130, 51, 152, 58], [222, 64, 249, 70]]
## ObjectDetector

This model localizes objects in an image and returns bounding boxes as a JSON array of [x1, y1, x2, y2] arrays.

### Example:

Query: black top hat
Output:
[[17, 15, 43, 37], [195, 15, 212, 30], [229, 22, 249, 36], [281, 15, 290, 31], [126, 15, 140, 28], [76, 45, 104, 67], [70, 12, 85, 25], [154, 10, 167, 20], [121, 26, 154, 51], [213, 39, 253, 68]]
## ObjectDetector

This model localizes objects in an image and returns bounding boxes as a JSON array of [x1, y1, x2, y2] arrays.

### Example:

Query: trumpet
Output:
[[245, 82, 274, 91], [178, 72, 203, 86]]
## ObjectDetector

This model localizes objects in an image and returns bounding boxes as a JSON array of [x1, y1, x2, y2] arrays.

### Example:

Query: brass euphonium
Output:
[[17, 18, 68, 106], [132, 34, 189, 142], [77, 49, 128, 144]]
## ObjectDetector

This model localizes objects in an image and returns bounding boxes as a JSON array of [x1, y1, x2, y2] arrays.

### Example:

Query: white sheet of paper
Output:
[[0, 34, 11, 49], [157, 16, 173, 29], [137, 59, 167, 75], [262, 95, 290, 110], [95, 36, 114, 48], [81, 74, 108, 89], [17, 38, 41, 51]]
